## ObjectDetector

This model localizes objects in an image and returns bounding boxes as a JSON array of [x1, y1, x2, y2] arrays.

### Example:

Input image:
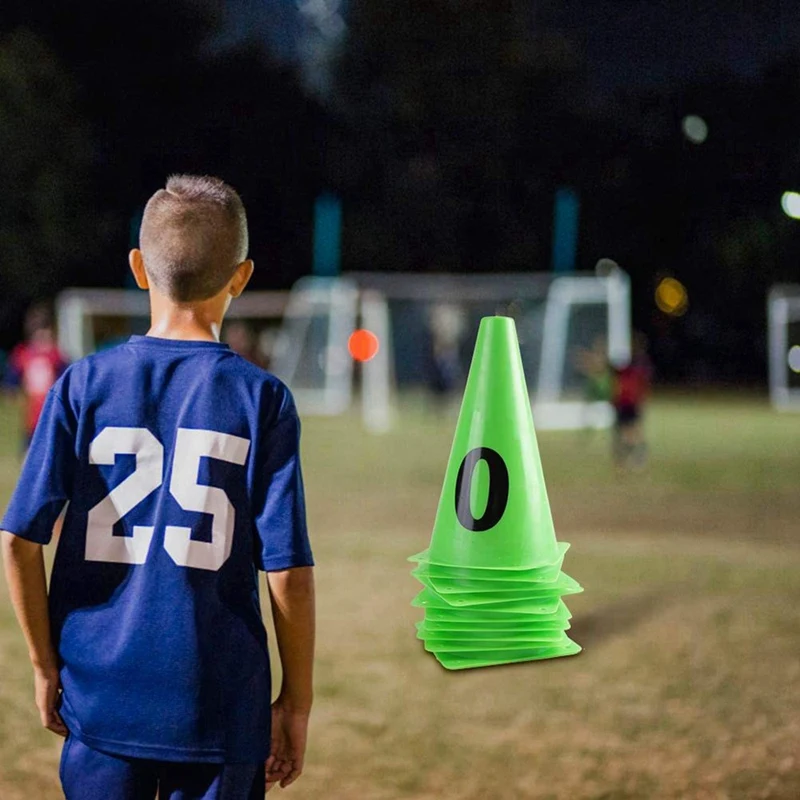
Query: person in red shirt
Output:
[[612, 332, 652, 469], [6, 304, 68, 449]]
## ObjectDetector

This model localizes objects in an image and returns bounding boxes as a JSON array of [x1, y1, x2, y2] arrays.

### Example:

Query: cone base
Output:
[[412, 587, 563, 614], [409, 541, 570, 573], [413, 560, 563, 585], [412, 568, 583, 597], [418, 619, 570, 634], [418, 630, 566, 647], [423, 599, 572, 622], [432, 640, 582, 670], [411, 573, 583, 610]]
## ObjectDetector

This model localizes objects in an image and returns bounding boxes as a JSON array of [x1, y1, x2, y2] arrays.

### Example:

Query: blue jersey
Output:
[[1, 335, 313, 763]]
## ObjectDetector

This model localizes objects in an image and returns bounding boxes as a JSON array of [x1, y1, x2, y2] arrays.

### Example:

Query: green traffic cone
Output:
[[409, 315, 583, 669], [424, 316, 561, 570]]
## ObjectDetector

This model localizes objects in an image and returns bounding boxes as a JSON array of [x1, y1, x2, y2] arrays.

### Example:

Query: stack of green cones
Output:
[[410, 315, 583, 670]]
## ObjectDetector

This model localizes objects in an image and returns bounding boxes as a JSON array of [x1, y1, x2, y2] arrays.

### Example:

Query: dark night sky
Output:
[[536, 0, 800, 96], [220, 1, 800, 97], [213, 0, 302, 60]]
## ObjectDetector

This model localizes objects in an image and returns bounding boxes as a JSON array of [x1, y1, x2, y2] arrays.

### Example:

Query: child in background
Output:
[[427, 303, 466, 409], [223, 319, 268, 369], [1, 175, 315, 799], [6, 303, 68, 449], [612, 332, 652, 469], [575, 335, 613, 431]]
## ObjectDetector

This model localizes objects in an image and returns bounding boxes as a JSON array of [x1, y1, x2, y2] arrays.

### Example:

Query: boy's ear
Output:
[[129, 250, 149, 290], [229, 260, 254, 299]]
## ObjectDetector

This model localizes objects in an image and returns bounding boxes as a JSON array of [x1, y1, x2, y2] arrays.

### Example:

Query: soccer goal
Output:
[[340, 267, 630, 430], [768, 284, 800, 412], [57, 265, 631, 432]]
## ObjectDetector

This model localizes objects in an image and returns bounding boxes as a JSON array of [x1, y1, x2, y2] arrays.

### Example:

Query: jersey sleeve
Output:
[[1, 388, 76, 544], [252, 403, 314, 571]]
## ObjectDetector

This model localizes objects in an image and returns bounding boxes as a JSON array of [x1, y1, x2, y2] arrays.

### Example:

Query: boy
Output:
[[5, 303, 68, 450], [1, 175, 315, 799]]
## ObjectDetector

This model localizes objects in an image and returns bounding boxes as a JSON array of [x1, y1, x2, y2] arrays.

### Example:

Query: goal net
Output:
[[768, 284, 800, 411], [340, 268, 630, 430]]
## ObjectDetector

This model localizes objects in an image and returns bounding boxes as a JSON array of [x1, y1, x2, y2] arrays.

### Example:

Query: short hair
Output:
[[139, 174, 248, 302]]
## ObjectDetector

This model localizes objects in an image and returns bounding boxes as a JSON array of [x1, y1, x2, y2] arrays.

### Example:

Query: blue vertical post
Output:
[[551, 186, 580, 273], [312, 192, 342, 277]]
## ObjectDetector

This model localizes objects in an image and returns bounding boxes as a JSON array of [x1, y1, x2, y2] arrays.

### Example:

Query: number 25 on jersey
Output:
[[85, 426, 250, 572]]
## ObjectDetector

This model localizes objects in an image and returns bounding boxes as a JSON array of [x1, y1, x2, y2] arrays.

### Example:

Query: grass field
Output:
[[1, 393, 799, 799]]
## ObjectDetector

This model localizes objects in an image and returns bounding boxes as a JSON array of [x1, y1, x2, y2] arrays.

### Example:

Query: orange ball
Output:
[[348, 329, 380, 362]]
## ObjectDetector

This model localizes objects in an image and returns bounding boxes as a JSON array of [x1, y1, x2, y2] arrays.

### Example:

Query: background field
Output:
[[1, 394, 799, 799]]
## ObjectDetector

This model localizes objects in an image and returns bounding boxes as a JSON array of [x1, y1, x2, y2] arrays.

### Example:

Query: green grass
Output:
[[1, 393, 800, 799]]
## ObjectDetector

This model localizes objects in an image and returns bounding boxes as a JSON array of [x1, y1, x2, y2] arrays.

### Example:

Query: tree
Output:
[[0, 1, 329, 295]]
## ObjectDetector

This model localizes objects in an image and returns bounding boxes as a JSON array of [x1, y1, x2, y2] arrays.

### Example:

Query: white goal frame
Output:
[[56, 288, 290, 362], [768, 284, 800, 412]]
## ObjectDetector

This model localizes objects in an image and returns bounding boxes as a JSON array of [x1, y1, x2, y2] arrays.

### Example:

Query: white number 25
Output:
[[85, 427, 250, 572]]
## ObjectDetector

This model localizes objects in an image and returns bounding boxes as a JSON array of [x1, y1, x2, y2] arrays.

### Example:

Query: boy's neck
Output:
[[146, 292, 227, 343]]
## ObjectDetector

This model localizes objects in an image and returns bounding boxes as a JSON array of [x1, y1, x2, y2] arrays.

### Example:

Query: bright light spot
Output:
[[348, 329, 380, 362], [781, 191, 800, 219], [788, 345, 800, 373], [682, 115, 708, 144], [655, 277, 689, 316]]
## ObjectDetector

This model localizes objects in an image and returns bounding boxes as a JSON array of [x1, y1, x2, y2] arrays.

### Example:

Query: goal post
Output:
[[768, 284, 800, 412], [267, 277, 394, 432], [269, 277, 359, 417], [535, 271, 630, 429]]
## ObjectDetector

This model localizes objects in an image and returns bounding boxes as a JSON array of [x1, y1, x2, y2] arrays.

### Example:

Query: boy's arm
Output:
[[265, 566, 315, 789], [1, 532, 67, 736]]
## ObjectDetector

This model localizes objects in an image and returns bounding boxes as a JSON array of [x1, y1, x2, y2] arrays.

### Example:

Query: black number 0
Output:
[[454, 447, 510, 531]]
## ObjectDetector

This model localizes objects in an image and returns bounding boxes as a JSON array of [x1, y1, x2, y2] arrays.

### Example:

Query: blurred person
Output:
[[5, 303, 68, 451], [1, 175, 315, 800], [427, 303, 466, 409], [574, 335, 613, 430], [223, 319, 268, 369], [611, 332, 652, 470], [257, 326, 280, 372]]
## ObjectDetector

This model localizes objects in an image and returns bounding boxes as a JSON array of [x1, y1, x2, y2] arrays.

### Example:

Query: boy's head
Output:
[[136, 175, 249, 303]]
